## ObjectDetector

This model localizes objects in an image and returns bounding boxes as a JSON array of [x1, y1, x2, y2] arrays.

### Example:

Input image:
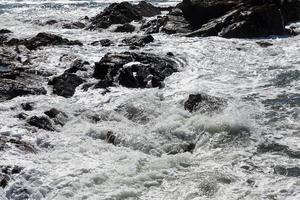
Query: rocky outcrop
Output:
[[93, 52, 178, 88], [184, 93, 226, 113], [149, 0, 300, 38], [88, 1, 161, 30], [6, 32, 82, 50], [48, 73, 84, 98]]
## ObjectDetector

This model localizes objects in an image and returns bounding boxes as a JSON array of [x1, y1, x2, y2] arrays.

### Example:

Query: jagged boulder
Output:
[[88, 1, 161, 30], [48, 73, 84, 98], [93, 52, 178, 88]]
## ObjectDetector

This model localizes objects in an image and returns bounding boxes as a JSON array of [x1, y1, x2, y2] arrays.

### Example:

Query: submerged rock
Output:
[[44, 108, 68, 126], [0, 79, 46, 102], [7, 32, 82, 50], [274, 166, 300, 177], [91, 39, 113, 47], [161, 8, 192, 34], [122, 34, 154, 47], [184, 93, 226, 113], [0, 136, 36, 153], [257, 141, 300, 159], [0, 165, 23, 188], [64, 59, 89, 74], [21, 102, 34, 111], [93, 52, 178, 88], [27, 116, 55, 131], [114, 23, 135, 33], [62, 21, 86, 29], [48, 73, 84, 98], [88, 1, 161, 30]]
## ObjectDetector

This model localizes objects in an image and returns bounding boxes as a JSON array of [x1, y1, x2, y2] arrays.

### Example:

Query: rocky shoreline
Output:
[[1, 0, 300, 199]]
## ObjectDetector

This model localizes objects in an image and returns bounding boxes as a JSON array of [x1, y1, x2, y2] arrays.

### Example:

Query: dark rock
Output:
[[0, 165, 23, 188], [0, 30, 11, 45], [44, 108, 68, 126], [179, 0, 238, 29], [141, 16, 166, 34], [91, 39, 113, 47], [256, 41, 273, 47], [122, 35, 154, 47], [165, 142, 195, 155], [44, 19, 58, 25], [161, 8, 192, 34], [135, 1, 161, 17], [48, 73, 84, 98], [89, 1, 160, 30], [100, 39, 113, 47], [257, 141, 300, 159], [16, 112, 28, 120], [7, 32, 83, 50], [27, 116, 55, 131], [184, 93, 227, 113], [0, 79, 47, 102], [114, 23, 135, 33], [64, 59, 89, 74], [21, 102, 34, 111], [106, 131, 117, 145], [274, 166, 300, 177], [185, 0, 300, 38], [0, 136, 36, 153], [0, 29, 12, 34], [63, 21, 86, 29], [94, 80, 113, 89], [93, 52, 178, 88]]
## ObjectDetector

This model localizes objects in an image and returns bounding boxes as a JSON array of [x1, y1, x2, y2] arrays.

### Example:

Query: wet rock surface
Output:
[[0, 79, 47, 102], [27, 116, 55, 131], [145, 0, 300, 38], [122, 34, 154, 47], [7, 32, 83, 50], [0, 136, 36, 153], [93, 51, 178, 88], [184, 93, 227, 113], [48, 73, 84, 98], [114, 23, 135, 33], [89, 1, 161, 30], [44, 108, 68, 126], [91, 39, 113, 47]]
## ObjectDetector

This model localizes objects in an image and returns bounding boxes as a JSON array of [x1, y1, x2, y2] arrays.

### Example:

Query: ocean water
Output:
[[0, 0, 300, 200]]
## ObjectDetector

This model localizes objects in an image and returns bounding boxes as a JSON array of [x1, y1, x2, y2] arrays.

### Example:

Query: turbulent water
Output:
[[0, 0, 300, 199]]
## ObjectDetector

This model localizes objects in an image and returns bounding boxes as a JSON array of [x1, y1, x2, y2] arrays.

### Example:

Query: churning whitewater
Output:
[[0, 0, 300, 199]]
